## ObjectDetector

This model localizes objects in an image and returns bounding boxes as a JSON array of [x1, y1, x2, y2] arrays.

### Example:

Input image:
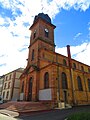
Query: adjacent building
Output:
[[0, 75, 4, 100], [20, 13, 90, 108], [2, 68, 24, 102]]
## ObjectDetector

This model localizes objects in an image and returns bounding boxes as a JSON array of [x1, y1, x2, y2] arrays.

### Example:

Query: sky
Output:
[[0, 0, 90, 75]]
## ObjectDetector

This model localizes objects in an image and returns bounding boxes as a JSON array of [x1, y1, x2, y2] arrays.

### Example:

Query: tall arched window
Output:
[[87, 79, 90, 92], [28, 77, 33, 101], [81, 66, 84, 71], [77, 76, 83, 91], [6, 91, 9, 99], [33, 30, 36, 39], [63, 59, 67, 66], [88, 68, 90, 73], [62, 72, 68, 89], [73, 63, 76, 69], [44, 72, 49, 89], [31, 49, 34, 60], [21, 81, 24, 93]]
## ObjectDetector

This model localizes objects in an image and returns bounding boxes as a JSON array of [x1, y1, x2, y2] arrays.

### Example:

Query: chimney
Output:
[[67, 45, 72, 68]]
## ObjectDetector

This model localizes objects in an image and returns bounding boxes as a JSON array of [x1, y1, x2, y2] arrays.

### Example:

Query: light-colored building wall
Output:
[[2, 68, 24, 102], [0, 76, 4, 99]]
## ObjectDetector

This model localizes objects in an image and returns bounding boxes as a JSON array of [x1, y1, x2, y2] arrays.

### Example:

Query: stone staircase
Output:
[[0, 101, 51, 113]]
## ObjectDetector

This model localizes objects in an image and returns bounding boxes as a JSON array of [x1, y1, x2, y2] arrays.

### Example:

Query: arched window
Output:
[[88, 68, 90, 73], [73, 63, 76, 69], [81, 66, 84, 71], [28, 77, 33, 101], [45, 28, 49, 37], [44, 72, 49, 89], [21, 81, 24, 93], [87, 79, 90, 92], [33, 30, 36, 39], [3, 91, 5, 99], [62, 72, 68, 89], [31, 49, 34, 60], [63, 59, 67, 66], [6, 91, 9, 99], [77, 76, 83, 91]]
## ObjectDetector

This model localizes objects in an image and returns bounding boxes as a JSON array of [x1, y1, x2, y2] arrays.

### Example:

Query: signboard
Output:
[[39, 88, 52, 100]]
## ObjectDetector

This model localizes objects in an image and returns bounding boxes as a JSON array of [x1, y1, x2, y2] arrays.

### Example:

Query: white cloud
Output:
[[55, 46, 67, 56], [74, 32, 82, 40], [0, 0, 90, 75], [56, 42, 90, 66], [71, 42, 90, 65]]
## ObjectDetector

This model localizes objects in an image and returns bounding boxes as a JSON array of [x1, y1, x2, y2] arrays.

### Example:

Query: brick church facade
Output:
[[20, 13, 90, 108]]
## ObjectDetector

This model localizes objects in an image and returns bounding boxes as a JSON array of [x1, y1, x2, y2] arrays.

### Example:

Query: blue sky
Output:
[[54, 8, 90, 47], [0, 0, 90, 75]]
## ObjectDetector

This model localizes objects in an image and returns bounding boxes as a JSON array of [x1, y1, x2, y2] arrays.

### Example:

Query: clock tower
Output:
[[27, 13, 56, 67]]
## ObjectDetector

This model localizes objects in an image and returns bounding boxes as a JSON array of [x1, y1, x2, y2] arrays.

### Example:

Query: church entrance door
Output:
[[28, 77, 33, 101], [63, 90, 68, 107]]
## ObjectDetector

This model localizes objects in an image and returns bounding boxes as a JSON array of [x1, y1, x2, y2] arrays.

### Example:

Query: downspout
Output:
[[83, 72, 88, 103], [67, 45, 75, 105]]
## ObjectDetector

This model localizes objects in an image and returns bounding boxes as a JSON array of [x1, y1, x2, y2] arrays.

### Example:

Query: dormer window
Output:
[[45, 28, 49, 37], [33, 30, 36, 39]]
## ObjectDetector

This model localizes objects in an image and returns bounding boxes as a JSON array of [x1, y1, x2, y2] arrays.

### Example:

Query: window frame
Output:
[[77, 76, 83, 91], [73, 63, 76, 69], [6, 91, 9, 99], [63, 59, 67, 66], [62, 72, 68, 89], [87, 79, 90, 92], [31, 49, 34, 61], [33, 30, 36, 39], [44, 72, 49, 89], [21, 81, 24, 93]]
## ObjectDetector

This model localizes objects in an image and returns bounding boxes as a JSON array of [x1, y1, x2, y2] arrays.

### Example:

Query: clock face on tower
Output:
[[45, 28, 49, 37], [45, 28, 48, 32]]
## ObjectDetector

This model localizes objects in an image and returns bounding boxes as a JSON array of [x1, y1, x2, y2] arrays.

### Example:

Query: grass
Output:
[[67, 112, 90, 120]]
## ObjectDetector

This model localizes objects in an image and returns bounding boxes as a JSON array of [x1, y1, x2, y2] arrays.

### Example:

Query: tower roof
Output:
[[33, 13, 51, 24]]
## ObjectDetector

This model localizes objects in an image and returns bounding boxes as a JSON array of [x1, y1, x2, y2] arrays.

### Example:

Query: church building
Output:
[[20, 13, 90, 108]]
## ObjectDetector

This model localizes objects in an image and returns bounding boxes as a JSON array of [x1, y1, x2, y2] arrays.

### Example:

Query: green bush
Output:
[[67, 112, 90, 120]]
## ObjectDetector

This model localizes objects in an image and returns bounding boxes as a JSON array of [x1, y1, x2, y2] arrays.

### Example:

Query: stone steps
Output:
[[0, 101, 50, 112]]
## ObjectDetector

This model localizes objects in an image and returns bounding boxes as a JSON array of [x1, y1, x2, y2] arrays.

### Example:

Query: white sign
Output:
[[39, 88, 52, 100]]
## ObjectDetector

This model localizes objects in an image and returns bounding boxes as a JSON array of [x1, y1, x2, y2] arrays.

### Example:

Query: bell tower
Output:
[[27, 13, 56, 67]]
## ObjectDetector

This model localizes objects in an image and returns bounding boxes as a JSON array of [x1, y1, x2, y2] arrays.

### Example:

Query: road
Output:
[[18, 105, 90, 120]]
